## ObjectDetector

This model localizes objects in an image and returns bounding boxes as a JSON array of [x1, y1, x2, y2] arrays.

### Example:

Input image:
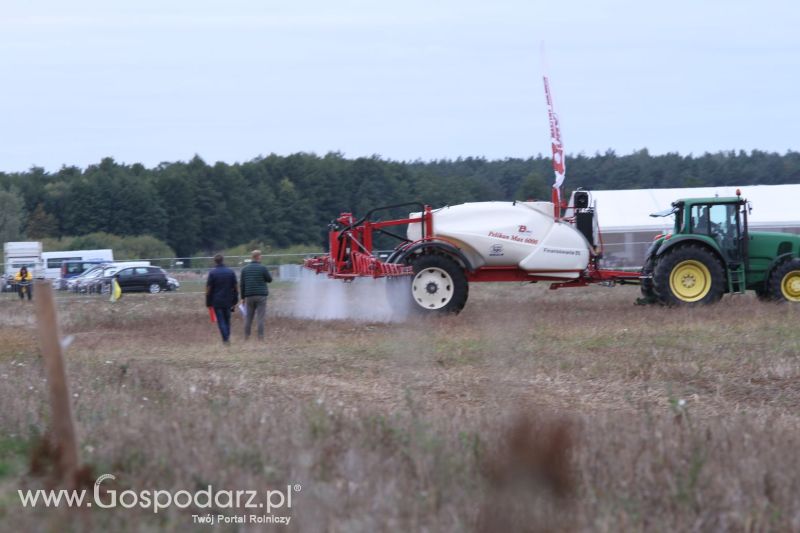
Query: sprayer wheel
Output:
[[408, 254, 468, 314]]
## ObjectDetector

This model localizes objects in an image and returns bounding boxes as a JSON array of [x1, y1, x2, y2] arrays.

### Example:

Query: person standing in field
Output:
[[14, 266, 33, 301], [240, 249, 272, 341], [206, 254, 238, 344]]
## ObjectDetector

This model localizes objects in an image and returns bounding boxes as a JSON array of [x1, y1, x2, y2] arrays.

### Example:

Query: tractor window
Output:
[[708, 204, 738, 240], [674, 207, 684, 233], [709, 205, 728, 238], [707, 204, 741, 261], [690, 205, 711, 234]]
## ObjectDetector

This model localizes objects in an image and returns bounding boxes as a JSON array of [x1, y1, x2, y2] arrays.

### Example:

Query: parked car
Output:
[[166, 276, 180, 291], [108, 266, 169, 294], [57, 259, 107, 282], [62, 265, 107, 291]]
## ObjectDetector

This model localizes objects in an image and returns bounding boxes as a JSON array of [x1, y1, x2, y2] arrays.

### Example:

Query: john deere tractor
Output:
[[640, 193, 800, 305]]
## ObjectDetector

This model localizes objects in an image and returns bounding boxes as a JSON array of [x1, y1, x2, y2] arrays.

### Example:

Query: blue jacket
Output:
[[206, 265, 239, 308]]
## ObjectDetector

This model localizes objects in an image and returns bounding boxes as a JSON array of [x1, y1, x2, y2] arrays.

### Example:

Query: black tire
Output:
[[148, 282, 162, 294], [638, 255, 658, 304], [766, 258, 800, 303], [407, 254, 468, 314], [653, 245, 725, 306], [754, 285, 771, 301]]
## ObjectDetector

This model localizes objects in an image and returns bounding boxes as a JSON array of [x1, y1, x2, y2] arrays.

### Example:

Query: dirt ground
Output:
[[1, 282, 799, 531]]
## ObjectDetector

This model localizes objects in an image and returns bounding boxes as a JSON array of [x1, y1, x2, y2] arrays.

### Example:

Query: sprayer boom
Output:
[[303, 202, 430, 279]]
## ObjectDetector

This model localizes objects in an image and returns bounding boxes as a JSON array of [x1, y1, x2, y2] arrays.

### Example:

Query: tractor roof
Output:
[[675, 196, 743, 206]]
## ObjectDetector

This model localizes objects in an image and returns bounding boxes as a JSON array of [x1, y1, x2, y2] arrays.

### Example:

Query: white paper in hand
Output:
[[238, 302, 247, 318]]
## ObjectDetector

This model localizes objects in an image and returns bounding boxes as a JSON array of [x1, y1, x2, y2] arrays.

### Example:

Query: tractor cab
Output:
[[675, 198, 747, 260], [673, 197, 749, 293]]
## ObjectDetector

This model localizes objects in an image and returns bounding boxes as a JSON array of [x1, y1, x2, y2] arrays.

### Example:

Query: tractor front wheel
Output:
[[653, 245, 725, 306], [408, 254, 468, 314], [767, 258, 800, 302]]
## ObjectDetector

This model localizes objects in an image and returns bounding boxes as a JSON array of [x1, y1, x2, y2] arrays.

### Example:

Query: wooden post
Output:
[[33, 280, 80, 486]]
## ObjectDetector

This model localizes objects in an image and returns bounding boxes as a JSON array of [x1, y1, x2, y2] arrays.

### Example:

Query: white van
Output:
[[42, 249, 114, 280], [3, 241, 43, 278]]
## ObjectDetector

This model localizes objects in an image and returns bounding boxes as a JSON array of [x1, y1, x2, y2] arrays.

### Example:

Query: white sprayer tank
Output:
[[408, 201, 590, 278]]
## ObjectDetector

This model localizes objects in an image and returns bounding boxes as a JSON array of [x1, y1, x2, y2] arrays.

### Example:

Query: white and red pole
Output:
[[541, 45, 565, 219]]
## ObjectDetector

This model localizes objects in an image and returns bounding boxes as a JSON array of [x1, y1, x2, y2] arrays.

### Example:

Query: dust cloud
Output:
[[287, 269, 413, 323]]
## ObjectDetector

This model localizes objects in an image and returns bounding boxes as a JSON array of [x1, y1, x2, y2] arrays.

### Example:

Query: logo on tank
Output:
[[489, 244, 504, 257], [488, 230, 539, 246]]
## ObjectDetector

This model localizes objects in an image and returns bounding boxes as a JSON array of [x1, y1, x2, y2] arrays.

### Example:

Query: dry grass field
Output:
[[1, 282, 799, 531]]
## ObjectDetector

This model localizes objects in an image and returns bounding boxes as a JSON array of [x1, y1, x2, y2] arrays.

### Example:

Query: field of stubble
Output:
[[0, 282, 799, 532]]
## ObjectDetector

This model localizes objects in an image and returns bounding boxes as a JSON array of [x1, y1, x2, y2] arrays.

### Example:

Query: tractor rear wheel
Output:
[[408, 254, 468, 314], [767, 258, 800, 302], [653, 245, 725, 306]]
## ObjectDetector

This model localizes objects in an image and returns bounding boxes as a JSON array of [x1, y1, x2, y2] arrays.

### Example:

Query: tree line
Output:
[[1, 149, 798, 257]]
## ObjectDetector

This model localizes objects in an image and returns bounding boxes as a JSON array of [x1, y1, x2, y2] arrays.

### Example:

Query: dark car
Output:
[[112, 267, 169, 294]]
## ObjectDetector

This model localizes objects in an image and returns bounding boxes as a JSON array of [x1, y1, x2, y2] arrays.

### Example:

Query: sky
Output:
[[1, 0, 798, 172]]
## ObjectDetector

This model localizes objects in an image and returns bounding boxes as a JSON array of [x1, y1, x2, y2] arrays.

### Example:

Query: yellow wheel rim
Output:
[[669, 260, 711, 302], [781, 270, 800, 302]]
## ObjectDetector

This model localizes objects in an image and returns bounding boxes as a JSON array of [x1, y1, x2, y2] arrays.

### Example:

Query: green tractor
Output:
[[640, 193, 800, 305]]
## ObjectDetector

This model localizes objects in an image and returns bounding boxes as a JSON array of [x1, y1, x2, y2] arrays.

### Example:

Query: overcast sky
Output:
[[1, 0, 797, 172]]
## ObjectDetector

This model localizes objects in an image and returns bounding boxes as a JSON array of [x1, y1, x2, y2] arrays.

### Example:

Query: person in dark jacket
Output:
[[240, 249, 272, 340], [206, 254, 239, 344]]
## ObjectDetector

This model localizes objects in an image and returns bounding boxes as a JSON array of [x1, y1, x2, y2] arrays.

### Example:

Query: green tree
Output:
[[68, 232, 175, 261], [191, 157, 228, 252], [155, 166, 201, 257], [273, 177, 316, 246], [516, 171, 550, 201], [25, 203, 59, 238], [0, 189, 25, 243]]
